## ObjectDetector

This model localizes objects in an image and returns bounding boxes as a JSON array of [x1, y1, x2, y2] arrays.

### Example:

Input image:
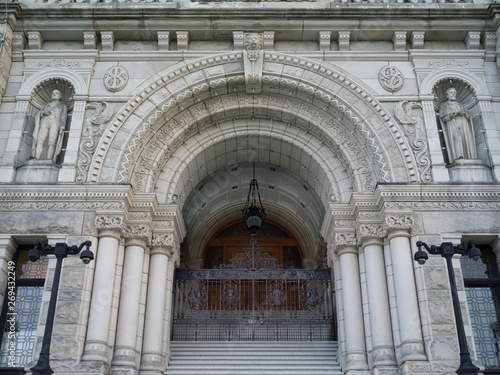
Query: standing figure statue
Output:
[[32, 89, 68, 163], [439, 87, 477, 163]]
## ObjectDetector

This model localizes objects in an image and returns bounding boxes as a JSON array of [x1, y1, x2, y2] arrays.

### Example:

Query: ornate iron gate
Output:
[[172, 236, 335, 341]]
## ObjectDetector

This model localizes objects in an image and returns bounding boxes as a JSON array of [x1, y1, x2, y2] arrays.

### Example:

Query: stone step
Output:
[[166, 341, 343, 375]]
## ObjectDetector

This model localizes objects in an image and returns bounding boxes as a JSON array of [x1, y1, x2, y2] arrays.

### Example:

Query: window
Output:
[[462, 245, 500, 373], [0, 246, 48, 373]]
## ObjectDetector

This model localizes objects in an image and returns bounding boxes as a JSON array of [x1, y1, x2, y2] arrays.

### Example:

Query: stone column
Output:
[[112, 224, 150, 373], [335, 230, 369, 373], [1, 100, 29, 182], [0, 236, 17, 312], [358, 224, 397, 370], [162, 246, 180, 365], [385, 214, 426, 363], [139, 232, 175, 374], [82, 215, 123, 363]]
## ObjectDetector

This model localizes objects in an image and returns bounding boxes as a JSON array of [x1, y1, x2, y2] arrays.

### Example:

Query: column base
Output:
[[112, 346, 138, 367], [371, 366, 398, 375], [25, 359, 110, 375], [346, 351, 369, 371], [370, 346, 397, 367], [400, 341, 427, 362], [139, 352, 164, 372], [398, 360, 432, 375], [82, 340, 110, 363], [110, 367, 137, 375]]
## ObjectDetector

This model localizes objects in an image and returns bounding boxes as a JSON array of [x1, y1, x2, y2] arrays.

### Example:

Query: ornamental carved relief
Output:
[[124, 224, 151, 240], [385, 214, 414, 230], [335, 232, 357, 246], [358, 224, 386, 240], [76, 102, 114, 182], [95, 215, 124, 230], [152, 233, 174, 247], [104, 65, 129, 92], [378, 65, 404, 92], [394, 101, 432, 183]]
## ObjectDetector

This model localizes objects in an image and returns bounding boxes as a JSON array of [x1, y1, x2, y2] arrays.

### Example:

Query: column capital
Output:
[[95, 214, 124, 239], [333, 228, 358, 255], [124, 224, 151, 247], [357, 223, 386, 248], [151, 232, 179, 257], [384, 213, 414, 239]]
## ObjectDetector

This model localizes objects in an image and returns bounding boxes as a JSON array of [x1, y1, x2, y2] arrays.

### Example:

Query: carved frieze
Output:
[[335, 232, 357, 247], [151, 233, 174, 248], [358, 224, 386, 240]]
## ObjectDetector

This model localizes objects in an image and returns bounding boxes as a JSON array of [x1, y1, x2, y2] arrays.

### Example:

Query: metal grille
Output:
[[172, 237, 335, 341]]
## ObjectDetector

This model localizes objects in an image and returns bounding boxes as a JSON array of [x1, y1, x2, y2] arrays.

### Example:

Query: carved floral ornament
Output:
[[385, 214, 414, 230], [334, 232, 357, 247], [358, 224, 386, 240], [90, 52, 416, 188], [125, 224, 151, 240], [378, 65, 404, 93], [95, 215, 124, 230]]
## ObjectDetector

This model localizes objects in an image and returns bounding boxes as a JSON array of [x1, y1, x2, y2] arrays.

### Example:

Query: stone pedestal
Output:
[[15, 159, 60, 183], [447, 159, 493, 183]]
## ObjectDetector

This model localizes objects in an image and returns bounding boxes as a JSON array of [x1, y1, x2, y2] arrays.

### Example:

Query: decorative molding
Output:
[[27, 31, 43, 50], [243, 33, 263, 94], [103, 65, 129, 92], [394, 100, 432, 183], [338, 31, 350, 51], [378, 65, 404, 92], [12, 32, 26, 51], [465, 31, 481, 50], [101, 31, 115, 51], [393, 31, 407, 51], [427, 59, 470, 68], [411, 31, 425, 49], [83, 31, 97, 49], [0, 201, 124, 211], [318, 31, 331, 51], [386, 201, 500, 210], [152, 220, 175, 229], [176, 31, 189, 51], [157, 31, 170, 51]]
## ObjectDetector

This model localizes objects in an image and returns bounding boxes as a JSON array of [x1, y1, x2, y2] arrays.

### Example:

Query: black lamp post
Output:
[[28, 240, 94, 375], [414, 240, 481, 375]]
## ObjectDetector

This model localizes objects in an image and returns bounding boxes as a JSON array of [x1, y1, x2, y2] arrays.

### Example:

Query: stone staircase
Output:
[[165, 341, 343, 375]]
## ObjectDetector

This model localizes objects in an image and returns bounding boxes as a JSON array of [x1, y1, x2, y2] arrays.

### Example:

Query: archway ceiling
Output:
[[182, 162, 324, 260]]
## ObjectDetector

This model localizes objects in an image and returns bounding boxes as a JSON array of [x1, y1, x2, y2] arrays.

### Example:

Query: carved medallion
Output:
[[378, 65, 404, 92], [104, 65, 129, 92]]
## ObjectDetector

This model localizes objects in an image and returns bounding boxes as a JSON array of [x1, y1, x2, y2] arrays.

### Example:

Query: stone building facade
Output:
[[0, 0, 500, 374]]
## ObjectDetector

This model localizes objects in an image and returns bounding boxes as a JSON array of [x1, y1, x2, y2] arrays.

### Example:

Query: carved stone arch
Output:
[[17, 68, 88, 97], [90, 52, 416, 189], [419, 68, 490, 98]]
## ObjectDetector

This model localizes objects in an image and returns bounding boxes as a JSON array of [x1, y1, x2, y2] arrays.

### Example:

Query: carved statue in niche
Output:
[[438, 87, 477, 162], [32, 89, 68, 163]]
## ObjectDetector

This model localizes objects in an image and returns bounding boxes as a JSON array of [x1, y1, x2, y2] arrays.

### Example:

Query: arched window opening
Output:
[[0, 245, 48, 371], [203, 220, 303, 269], [461, 245, 500, 372]]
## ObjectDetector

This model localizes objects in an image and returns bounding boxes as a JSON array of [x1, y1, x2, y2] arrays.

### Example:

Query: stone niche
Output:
[[15, 79, 75, 183], [433, 78, 494, 183]]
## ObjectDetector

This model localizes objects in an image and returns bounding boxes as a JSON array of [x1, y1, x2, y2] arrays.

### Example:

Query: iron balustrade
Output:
[[172, 267, 335, 341]]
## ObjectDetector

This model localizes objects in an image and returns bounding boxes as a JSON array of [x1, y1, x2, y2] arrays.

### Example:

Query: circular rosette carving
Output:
[[299, 281, 320, 311], [221, 279, 240, 310], [187, 281, 208, 311], [266, 280, 287, 311], [104, 65, 129, 92], [378, 65, 404, 92]]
